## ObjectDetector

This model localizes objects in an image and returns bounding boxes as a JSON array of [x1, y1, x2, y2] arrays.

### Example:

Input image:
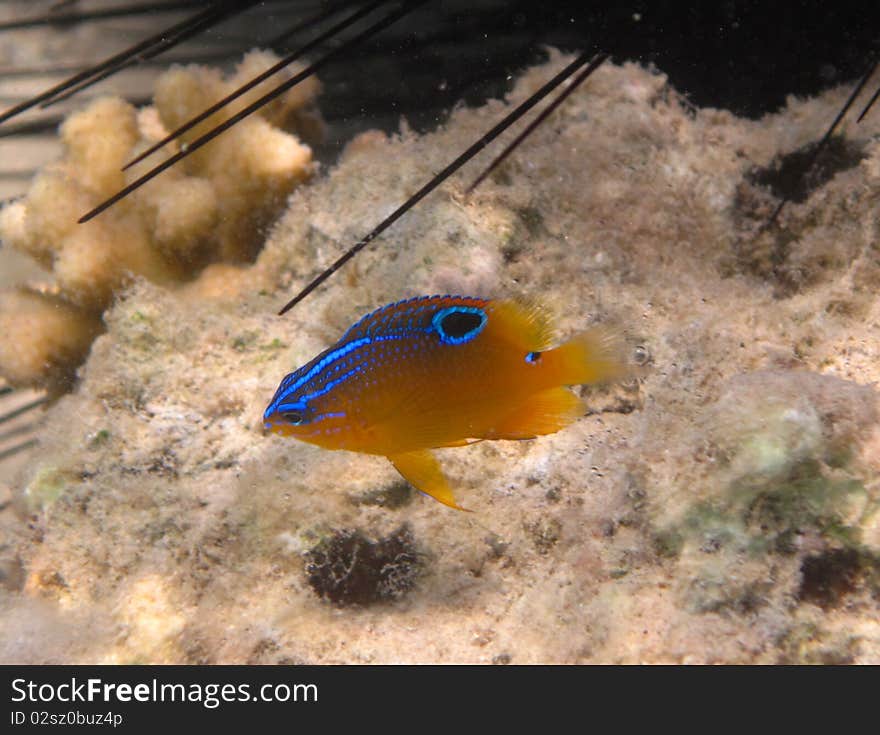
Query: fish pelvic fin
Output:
[[545, 327, 628, 386], [388, 450, 470, 511], [485, 386, 585, 439]]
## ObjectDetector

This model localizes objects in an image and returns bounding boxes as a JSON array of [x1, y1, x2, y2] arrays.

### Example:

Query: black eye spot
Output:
[[432, 305, 488, 344], [283, 411, 305, 425], [525, 351, 541, 364], [441, 310, 481, 337]]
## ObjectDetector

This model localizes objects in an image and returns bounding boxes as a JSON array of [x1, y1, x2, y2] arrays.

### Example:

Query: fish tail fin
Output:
[[544, 327, 628, 386]]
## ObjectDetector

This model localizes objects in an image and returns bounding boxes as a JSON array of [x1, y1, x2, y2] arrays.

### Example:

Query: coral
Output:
[[2, 54, 880, 663], [0, 51, 319, 390], [0, 288, 102, 392]]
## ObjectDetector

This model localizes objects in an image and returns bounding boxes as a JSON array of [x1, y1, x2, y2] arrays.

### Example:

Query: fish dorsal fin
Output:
[[342, 295, 490, 341], [485, 298, 556, 352]]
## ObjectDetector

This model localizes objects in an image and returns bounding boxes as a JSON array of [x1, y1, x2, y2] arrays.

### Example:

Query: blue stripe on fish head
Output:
[[263, 339, 371, 427]]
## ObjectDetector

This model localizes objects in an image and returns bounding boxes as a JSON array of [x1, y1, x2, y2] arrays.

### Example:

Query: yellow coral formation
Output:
[[0, 289, 101, 391], [0, 51, 320, 390], [144, 49, 318, 261], [177, 263, 260, 303], [61, 96, 140, 195]]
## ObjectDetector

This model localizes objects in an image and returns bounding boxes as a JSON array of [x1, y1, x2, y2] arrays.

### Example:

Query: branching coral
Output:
[[0, 289, 102, 391], [0, 51, 320, 391]]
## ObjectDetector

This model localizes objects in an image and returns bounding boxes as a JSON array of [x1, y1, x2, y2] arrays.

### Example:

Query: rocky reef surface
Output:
[[1, 53, 879, 663]]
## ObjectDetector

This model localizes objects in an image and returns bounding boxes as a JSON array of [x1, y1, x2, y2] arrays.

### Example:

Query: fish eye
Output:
[[433, 306, 488, 344], [282, 410, 305, 425]]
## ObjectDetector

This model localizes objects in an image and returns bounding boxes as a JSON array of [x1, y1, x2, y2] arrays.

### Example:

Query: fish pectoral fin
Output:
[[485, 387, 585, 440], [388, 450, 470, 511]]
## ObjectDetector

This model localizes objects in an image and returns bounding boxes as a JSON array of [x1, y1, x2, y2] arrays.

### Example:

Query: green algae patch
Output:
[[22, 466, 74, 513], [657, 372, 877, 561], [669, 461, 868, 559], [86, 429, 111, 450], [738, 464, 867, 553], [646, 370, 880, 622]]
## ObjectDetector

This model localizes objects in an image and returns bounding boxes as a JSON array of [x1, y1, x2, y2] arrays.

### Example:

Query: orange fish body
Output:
[[264, 295, 624, 509]]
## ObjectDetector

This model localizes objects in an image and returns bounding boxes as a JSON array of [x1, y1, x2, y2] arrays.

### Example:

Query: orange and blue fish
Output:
[[264, 295, 625, 510]]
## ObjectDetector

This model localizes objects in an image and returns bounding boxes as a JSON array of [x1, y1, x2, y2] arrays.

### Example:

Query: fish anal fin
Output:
[[486, 387, 584, 440], [388, 450, 470, 511]]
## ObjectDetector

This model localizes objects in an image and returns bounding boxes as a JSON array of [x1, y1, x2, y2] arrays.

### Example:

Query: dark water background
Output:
[[2, 1, 876, 176], [196, 0, 880, 163], [298, 0, 878, 131]]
